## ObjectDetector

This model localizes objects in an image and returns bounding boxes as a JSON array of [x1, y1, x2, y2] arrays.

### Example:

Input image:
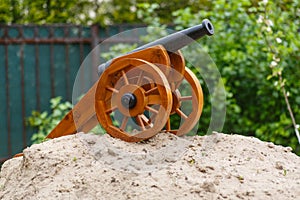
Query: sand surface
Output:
[[1, 132, 299, 200]]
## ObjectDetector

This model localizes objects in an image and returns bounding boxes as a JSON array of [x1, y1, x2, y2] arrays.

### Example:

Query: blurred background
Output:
[[0, 0, 299, 164]]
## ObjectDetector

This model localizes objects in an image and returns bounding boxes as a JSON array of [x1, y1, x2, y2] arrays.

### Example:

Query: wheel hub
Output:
[[121, 93, 137, 109], [171, 89, 181, 114], [112, 84, 147, 117]]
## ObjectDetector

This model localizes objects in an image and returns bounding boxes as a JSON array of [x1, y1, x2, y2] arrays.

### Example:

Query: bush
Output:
[[27, 97, 106, 144], [170, 1, 300, 153], [27, 97, 72, 144]]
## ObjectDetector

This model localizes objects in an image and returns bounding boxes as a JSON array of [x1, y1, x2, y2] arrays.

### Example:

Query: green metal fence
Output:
[[0, 24, 142, 163]]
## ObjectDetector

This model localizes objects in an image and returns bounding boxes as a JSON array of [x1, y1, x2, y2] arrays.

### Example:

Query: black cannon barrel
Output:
[[98, 19, 214, 75], [135, 19, 214, 53]]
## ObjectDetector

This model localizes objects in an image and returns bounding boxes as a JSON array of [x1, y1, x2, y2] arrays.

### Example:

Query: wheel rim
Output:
[[165, 67, 203, 136]]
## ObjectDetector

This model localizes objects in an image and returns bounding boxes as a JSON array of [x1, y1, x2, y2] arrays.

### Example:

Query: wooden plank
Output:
[[68, 43, 81, 104], [38, 44, 52, 110], [23, 44, 37, 145], [0, 45, 8, 158], [53, 44, 67, 99], [8, 44, 23, 155]]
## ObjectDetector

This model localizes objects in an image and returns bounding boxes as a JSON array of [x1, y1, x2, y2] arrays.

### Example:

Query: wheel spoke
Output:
[[136, 71, 144, 86], [105, 105, 117, 114], [175, 81, 182, 90], [180, 96, 193, 101], [145, 86, 158, 96], [122, 70, 129, 85], [106, 87, 119, 94], [145, 105, 159, 114], [166, 118, 171, 131], [136, 115, 145, 131], [140, 114, 151, 126], [176, 108, 188, 119], [120, 116, 129, 131]]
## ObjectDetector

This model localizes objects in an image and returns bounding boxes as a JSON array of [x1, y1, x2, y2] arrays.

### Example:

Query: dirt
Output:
[[0, 132, 299, 200]]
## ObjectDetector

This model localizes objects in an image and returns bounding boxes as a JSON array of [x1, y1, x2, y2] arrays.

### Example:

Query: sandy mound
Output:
[[1, 132, 299, 200]]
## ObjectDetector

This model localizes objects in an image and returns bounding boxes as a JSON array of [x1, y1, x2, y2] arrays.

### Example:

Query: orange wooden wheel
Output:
[[95, 58, 172, 142], [165, 67, 204, 136]]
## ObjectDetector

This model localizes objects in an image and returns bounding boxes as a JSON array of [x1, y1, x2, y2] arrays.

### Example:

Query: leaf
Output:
[[50, 96, 62, 109], [266, 75, 273, 80]]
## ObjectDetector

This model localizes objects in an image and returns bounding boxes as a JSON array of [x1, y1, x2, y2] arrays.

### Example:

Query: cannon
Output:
[[45, 19, 214, 142]]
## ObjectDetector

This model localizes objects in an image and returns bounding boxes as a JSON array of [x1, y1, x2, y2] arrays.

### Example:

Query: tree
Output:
[[0, 0, 213, 25]]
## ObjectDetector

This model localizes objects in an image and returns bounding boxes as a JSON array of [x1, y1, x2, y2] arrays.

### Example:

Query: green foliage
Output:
[[0, 0, 95, 24], [101, 43, 137, 61], [27, 97, 72, 144], [27, 96, 107, 143], [0, 0, 14, 23], [0, 0, 213, 25], [136, 3, 169, 42], [169, 0, 300, 153]]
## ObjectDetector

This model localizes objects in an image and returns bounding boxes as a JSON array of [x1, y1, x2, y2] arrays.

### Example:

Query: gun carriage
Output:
[[42, 19, 214, 142]]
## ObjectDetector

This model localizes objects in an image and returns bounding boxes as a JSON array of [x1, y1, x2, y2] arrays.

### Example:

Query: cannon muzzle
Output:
[[98, 19, 214, 75], [135, 19, 214, 52]]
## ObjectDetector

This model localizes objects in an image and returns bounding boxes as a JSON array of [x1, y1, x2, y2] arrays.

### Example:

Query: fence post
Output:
[[91, 24, 100, 82]]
